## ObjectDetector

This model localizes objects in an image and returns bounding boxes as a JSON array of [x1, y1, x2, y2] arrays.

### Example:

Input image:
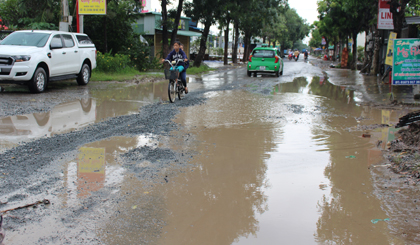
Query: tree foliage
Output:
[[313, 0, 377, 69], [0, 0, 61, 30]]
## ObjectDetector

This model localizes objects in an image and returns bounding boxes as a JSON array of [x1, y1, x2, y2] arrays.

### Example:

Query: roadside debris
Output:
[[0, 199, 50, 214], [371, 218, 390, 224], [345, 155, 356, 159], [396, 110, 420, 128], [362, 133, 371, 138]]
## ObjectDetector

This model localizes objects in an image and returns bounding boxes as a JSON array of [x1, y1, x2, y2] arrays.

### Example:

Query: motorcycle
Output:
[[294, 55, 298, 61], [288, 54, 292, 61]]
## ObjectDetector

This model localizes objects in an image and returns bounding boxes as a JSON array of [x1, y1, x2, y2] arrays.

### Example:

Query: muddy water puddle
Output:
[[148, 77, 411, 244], [0, 81, 169, 152]]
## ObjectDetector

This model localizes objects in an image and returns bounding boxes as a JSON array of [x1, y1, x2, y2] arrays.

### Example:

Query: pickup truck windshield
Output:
[[1, 32, 50, 47]]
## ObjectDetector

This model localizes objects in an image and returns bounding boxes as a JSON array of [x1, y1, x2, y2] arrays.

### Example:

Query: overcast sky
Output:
[[150, 0, 319, 43]]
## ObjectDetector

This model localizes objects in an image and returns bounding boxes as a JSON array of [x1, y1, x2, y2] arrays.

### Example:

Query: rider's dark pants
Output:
[[180, 70, 187, 87]]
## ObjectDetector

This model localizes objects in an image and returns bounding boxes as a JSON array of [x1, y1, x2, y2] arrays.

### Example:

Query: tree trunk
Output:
[[351, 32, 358, 70], [390, 0, 409, 38], [224, 18, 230, 65], [360, 27, 370, 73], [332, 42, 336, 61], [170, 0, 184, 48], [193, 18, 211, 67], [232, 21, 239, 64], [371, 26, 381, 75], [161, 0, 169, 59]]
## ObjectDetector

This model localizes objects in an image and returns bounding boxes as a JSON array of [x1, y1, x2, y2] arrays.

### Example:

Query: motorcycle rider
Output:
[[304, 50, 308, 60], [288, 50, 293, 60], [293, 49, 300, 61]]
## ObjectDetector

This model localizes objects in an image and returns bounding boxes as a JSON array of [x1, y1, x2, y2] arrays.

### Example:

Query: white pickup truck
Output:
[[0, 30, 97, 93]]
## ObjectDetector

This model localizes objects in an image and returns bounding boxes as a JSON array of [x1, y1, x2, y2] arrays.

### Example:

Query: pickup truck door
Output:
[[49, 34, 66, 76], [61, 34, 80, 74]]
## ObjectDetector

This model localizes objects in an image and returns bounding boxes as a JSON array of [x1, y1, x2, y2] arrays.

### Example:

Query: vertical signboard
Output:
[[385, 32, 397, 66], [79, 0, 107, 15], [392, 39, 420, 85], [378, 0, 394, 30], [141, 0, 152, 13]]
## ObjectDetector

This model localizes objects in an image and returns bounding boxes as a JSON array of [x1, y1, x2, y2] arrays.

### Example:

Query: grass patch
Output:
[[91, 68, 164, 82], [188, 65, 215, 75]]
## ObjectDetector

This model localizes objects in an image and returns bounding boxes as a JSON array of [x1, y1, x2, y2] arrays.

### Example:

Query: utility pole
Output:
[[59, 0, 70, 32]]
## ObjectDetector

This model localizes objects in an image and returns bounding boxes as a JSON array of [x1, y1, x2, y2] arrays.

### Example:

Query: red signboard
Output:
[[378, 0, 394, 30]]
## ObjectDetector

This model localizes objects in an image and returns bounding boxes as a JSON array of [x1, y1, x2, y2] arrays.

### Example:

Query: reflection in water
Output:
[[0, 81, 172, 152], [77, 147, 106, 198], [62, 135, 156, 206], [91, 81, 169, 120], [157, 90, 275, 245], [0, 99, 96, 151], [286, 76, 408, 244]]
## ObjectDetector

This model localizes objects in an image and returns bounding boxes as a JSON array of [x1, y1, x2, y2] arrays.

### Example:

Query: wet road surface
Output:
[[0, 57, 419, 244]]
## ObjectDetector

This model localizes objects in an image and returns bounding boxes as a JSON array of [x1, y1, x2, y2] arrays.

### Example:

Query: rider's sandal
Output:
[[185, 87, 188, 94]]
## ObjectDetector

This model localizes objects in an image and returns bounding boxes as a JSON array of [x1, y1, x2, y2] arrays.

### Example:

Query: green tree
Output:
[[0, 0, 61, 29], [82, 0, 141, 54], [309, 27, 322, 48], [316, 0, 377, 69], [184, 0, 222, 67]]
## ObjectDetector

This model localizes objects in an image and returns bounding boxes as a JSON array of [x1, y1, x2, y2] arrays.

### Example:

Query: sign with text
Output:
[[378, 0, 394, 30], [78, 0, 107, 15], [392, 39, 420, 85], [385, 32, 397, 66]]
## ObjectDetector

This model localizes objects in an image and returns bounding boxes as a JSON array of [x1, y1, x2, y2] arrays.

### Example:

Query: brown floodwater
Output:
[[3, 68, 418, 244], [151, 77, 410, 244], [0, 81, 170, 152], [64, 75, 412, 244]]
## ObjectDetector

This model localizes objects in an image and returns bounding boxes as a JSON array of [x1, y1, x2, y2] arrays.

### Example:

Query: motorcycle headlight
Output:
[[12, 55, 31, 62]]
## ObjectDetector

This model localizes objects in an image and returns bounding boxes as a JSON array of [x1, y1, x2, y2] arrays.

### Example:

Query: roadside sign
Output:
[[385, 32, 397, 66], [321, 37, 326, 45], [378, 0, 394, 30], [392, 39, 420, 85], [78, 0, 107, 15]]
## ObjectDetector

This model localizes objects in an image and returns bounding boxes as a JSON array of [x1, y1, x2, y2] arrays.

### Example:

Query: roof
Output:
[[142, 11, 191, 21], [406, 16, 420, 25], [156, 29, 201, 37]]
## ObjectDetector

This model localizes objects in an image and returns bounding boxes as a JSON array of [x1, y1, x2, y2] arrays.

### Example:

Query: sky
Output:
[[149, 0, 319, 43]]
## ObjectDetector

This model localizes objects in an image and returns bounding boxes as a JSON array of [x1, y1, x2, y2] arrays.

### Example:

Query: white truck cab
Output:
[[0, 30, 97, 93]]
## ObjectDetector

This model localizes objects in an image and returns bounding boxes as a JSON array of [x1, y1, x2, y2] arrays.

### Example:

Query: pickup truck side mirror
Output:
[[50, 43, 63, 50]]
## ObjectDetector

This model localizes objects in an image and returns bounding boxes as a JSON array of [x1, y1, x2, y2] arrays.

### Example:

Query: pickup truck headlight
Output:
[[12, 55, 31, 62]]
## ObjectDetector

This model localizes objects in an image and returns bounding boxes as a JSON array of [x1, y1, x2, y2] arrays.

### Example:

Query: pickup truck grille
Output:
[[0, 56, 13, 65]]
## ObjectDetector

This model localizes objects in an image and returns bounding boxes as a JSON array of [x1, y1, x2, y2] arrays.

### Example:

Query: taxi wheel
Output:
[[247, 70, 251, 77], [275, 70, 280, 77]]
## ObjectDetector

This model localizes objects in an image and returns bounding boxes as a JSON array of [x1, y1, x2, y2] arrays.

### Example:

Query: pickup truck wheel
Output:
[[77, 63, 90, 85], [29, 67, 47, 93]]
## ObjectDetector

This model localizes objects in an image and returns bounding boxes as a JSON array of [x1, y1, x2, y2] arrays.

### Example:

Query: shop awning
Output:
[[156, 29, 202, 37]]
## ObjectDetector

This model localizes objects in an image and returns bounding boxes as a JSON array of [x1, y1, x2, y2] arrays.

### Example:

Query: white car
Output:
[[0, 30, 97, 93]]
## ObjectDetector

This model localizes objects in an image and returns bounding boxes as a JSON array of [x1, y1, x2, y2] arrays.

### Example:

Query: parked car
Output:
[[0, 30, 97, 93], [247, 47, 283, 77]]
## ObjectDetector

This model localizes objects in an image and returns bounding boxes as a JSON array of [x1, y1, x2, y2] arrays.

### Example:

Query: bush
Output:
[[119, 34, 158, 71], [96, 51, 132, 73]]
